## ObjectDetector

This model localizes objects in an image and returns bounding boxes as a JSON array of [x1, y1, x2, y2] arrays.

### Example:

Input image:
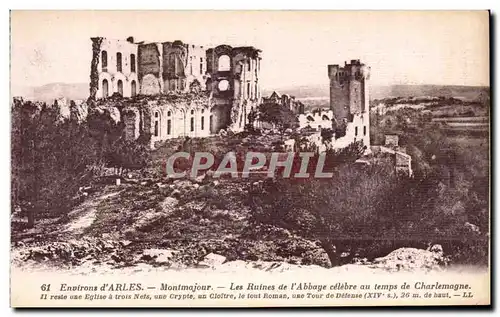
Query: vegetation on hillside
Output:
[[246, 104, 489, 267], [11, 94, 489, 269], [11, 99, 150, 228]]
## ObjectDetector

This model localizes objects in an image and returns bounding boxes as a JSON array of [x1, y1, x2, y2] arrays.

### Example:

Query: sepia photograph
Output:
[[9, 10, 490, 307]]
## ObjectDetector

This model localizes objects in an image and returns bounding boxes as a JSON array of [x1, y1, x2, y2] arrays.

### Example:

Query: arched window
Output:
[[247, 82, 251, 99], [167, 111, 171, 117], [190, 117, 194, 132], [131, 80, 137, 97], [218, 55, 230, 71], [101, 51, 108, 71], [117, 80, 123, 96], [201, 116, 205, 130], [363, 126, 367, 136], [130, 54, 136, 72], [116, 52, 122, 72], [102, 79, 109, 98], [154, 111, 160, 137]]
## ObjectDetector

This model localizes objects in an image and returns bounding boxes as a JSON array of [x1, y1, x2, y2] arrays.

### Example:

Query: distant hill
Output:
[[11, 82, 489, 104], [371, 85, 490, 102], [262, 84, 490, 102], [11, 83, 89, 103]]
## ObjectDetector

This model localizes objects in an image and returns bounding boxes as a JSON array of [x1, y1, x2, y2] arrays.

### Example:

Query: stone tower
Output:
[[327, 59, 371, 148]]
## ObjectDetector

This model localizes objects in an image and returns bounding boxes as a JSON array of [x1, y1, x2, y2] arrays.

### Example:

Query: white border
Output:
[[2, 1, 498, 316]]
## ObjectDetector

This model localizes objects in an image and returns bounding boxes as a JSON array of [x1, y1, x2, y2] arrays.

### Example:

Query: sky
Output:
[[10, 10, 490, 90]]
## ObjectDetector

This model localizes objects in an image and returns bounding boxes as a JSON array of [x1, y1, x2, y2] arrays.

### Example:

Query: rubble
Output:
[[141, 248, 176, 264], [160, 197, 179, 213], [370, 245, 448, 272]]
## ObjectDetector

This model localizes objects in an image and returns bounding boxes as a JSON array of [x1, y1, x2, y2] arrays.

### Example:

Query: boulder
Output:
[[120, 240, 132, 247], [464, 222, 480, 234], [194, 174, 207, 184], [170, 189, 181, 198], [141, 248, 175, 264], [108, 107, 121, 123], [160, 197, 179, 213], [371, 246, 446, 272], [198, 253, 226, 268]]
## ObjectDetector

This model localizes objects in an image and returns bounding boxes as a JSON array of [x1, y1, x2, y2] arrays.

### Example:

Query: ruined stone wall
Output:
[[116, 94, 215, 142], [162, 41, 187, 92], [123, 108, 141, 140], [186, 44, 207, 91], [89, 37, 103, 101], [161, 41, 207, 93], [138, 43, 162, 95], [205, 48, 214, 74], [148, 101, 212, 142], [333, 113, 370, 149], [95, 38, 139, 99], [207, 45, 262, 131], [298, 110, 334, 130], [91, 38, 262, 134], [211, 103, 231, 133]]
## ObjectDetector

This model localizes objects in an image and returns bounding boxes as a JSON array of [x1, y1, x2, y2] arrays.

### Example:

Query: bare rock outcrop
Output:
[[370, 244, 448, 272]]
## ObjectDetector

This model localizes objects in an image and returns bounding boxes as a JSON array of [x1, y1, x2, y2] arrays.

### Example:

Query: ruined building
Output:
[[262, 91, 305, 115], [328, 59, 371, 148], [89, 37, 262, 141]]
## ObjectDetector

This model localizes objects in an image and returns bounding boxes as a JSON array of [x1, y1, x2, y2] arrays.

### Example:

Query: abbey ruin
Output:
[[87, 36, 378, 155], [89, 37, 262, 142]]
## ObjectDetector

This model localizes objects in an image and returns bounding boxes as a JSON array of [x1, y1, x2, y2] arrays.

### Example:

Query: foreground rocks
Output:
[[12, 236, 449, 274], [369, 245, 449, 272]]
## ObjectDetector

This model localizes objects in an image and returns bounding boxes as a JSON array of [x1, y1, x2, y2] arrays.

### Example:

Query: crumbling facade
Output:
[[89, 37, 262, 139], [328, 59, 371, 148], [120, 94, 214, 143], [91, 37, 139, 99]]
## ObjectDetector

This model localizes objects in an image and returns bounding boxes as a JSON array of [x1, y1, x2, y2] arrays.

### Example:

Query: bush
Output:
[[249, 157, 489, 267]]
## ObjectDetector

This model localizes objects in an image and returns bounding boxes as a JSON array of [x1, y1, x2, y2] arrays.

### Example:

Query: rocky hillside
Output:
[[12, 165, 452, 275]]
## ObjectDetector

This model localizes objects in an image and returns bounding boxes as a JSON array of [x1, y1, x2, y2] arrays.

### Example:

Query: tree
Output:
[[320, 128, 334, 144], [247, 108, 258, 128], [257, 102, 299, 138], [11, 98, 152, 227], [11, 99, 103, 227], [106, 139, 150, 175]]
